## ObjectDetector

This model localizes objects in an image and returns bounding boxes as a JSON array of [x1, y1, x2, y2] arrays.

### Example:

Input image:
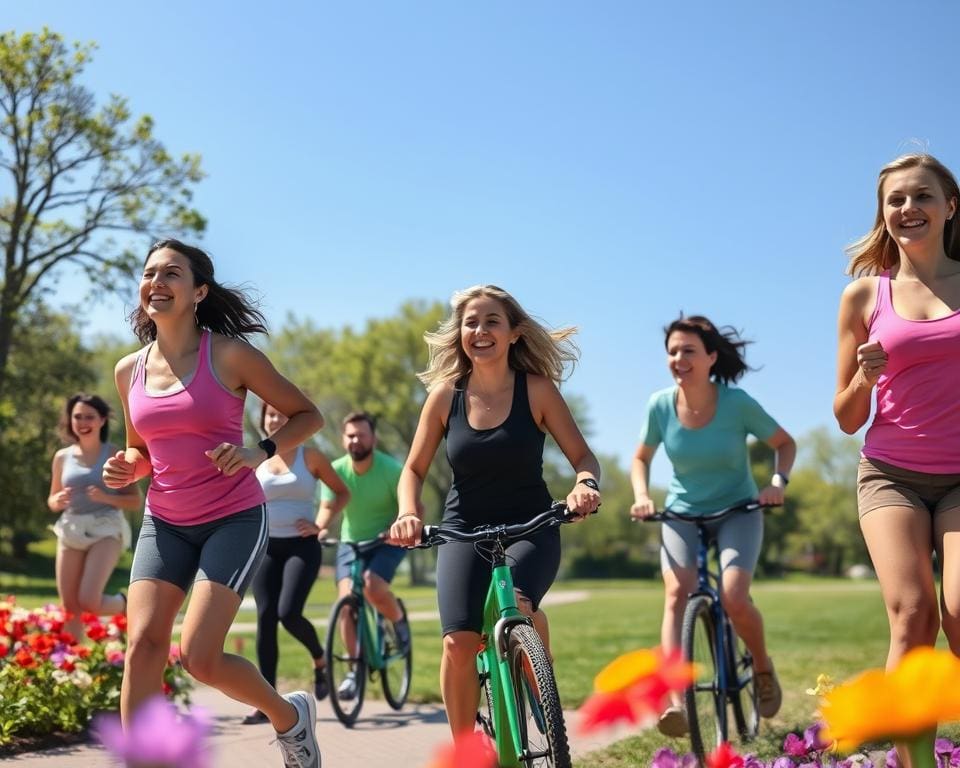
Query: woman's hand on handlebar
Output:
[[565, 483, 600, 521], [388, 513, 424, 547], [629, 495, 657, 521], [757, 485, 785, 507]]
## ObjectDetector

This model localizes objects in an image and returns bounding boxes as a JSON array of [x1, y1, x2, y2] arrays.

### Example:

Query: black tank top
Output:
[[443, 372, 552, 527]]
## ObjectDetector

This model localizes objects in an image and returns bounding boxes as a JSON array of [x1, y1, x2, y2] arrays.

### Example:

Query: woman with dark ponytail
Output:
[[103, 239, 324, 767], [629, 315, 795, 737]]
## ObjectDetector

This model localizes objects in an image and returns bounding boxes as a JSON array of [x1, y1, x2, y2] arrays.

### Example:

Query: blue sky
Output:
[[8, 2, 959, 484]]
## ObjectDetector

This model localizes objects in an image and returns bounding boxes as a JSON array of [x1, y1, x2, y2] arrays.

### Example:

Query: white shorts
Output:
[[51, 510, 132, 552]]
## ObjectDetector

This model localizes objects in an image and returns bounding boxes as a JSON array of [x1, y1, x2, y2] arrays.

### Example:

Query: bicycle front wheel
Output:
[[729, 629, 759, 740], [506, 623, 571, 768], [380, 598, 412, 710], [325, 594, 367, 727], [682, 594, 727, 760]]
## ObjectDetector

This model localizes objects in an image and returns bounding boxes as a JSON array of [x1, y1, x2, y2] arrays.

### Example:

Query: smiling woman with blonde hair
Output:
[[390, 284, 601, 738]]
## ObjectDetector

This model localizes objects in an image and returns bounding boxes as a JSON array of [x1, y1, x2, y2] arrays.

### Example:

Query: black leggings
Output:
[[251, 536, 323, 687], [436, 525, 561, 635]]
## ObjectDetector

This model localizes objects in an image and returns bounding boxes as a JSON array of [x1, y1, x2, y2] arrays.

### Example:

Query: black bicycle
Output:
[[645, 501, 771, 761]]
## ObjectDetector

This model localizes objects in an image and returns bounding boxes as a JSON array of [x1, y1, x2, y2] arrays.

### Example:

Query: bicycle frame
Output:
[[477, 558, 531, 767], [343, 543, 386, 672]]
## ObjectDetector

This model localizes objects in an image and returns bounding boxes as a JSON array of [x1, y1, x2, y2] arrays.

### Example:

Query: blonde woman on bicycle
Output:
[[630, 315, 795, 737], [389, 284, 600, 737]]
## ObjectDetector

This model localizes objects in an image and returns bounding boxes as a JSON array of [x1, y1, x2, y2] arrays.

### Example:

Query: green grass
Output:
[[5, 544, 959, 765]]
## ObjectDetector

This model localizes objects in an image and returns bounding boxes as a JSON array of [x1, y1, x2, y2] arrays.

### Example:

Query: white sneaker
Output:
[[276, 691, 321, 768], [337, 671, 357, 701]]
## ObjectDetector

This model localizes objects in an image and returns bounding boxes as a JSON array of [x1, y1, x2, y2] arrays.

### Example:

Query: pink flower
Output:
[[94, 695, 212, 768], [784, 733, 809, 757]]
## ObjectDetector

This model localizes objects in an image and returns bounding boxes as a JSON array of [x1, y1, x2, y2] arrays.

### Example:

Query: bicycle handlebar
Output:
[[417, 501, 582, 548], [319, 536, 385, 554], [642, 500, 778, 524]]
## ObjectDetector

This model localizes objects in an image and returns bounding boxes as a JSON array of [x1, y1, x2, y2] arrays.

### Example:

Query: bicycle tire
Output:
[[682, 594, 727, 761], [477, 662, 496, 739], [506, 623, 571, 768], [325, 594, 367, 727], [729, 629, 759, 740], [380, 598, 412, 710]]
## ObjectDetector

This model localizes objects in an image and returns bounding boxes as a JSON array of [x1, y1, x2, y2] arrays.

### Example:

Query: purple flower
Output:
[[885, 749, 901, 768], [772, 758, 796, 768], [743, 755, 766, 768], [798, 762, 822, 768], [652, 748, 682, 768], [94, 695, 212, 768], [805, 723, 829, 752], [784, 734, 809, 758], [950, 748, 960, 768]]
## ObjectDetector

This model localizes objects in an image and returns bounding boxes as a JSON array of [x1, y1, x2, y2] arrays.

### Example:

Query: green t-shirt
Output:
[[640, 384, 779, 516], [320, 450, 403, 542]]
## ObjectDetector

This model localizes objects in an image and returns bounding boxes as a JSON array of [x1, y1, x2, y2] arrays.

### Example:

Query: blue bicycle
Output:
[[646, 502, 771, 761]]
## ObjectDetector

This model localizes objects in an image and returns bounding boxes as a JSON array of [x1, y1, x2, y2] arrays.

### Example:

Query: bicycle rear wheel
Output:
[[325, 594, 367, 727], [506, 623, 571, 768], [682, 594, 727, 761], [380, 598, 412, 710], [729, 629, 759, 740]]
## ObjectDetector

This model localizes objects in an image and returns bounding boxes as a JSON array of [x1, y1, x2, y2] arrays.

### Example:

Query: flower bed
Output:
[[0, 596, 191, 754]]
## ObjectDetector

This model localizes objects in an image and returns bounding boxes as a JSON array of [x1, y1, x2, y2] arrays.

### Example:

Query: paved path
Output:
[[6, 683, 625, 767]]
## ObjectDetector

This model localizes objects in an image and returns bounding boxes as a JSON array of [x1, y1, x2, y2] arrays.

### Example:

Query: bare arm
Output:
[[629, 443, 658, 519], [206, 337, 323, 475], [103, 353, 154, 488], [304, 447, 350, 537], [389, 384, 453, 546], [756, 427, 796, 506], [834, 278, 885, 434], [531, 375, 601, 518], [48, 450, 69, 512]]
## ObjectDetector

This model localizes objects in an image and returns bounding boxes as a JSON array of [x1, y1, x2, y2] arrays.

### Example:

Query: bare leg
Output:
[[56, 545, 86, 639], [720, 566, 771, 671], [861, 504, 939, 768], [77, 536, 125, 616], [661, 566, 697, 706], [363, 572, 403, 622], [179, 581, 298, 732], [935, 507, 960, 654], [336, 578, 359, 661], [441, 630, 482, 736], [122, 579, 185, 725]]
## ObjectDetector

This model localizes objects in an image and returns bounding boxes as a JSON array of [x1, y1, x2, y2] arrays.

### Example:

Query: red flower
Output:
[[578, 647, 697, 734], [162, 682, 173, 696], [86, 623, 108, 642], [80, 612, 99, 625], [426, 731, 496, 768], [111, 614, 127, 631], [707, 742, 744, 768], [59, 630, 77, 645], [0, 641, 8, 657], [60, 659, 76, 672], [27, 632, 57, 656], [14, 647, 37, 669], [71, 644, 92, 659], [11, 620, 27, 641]]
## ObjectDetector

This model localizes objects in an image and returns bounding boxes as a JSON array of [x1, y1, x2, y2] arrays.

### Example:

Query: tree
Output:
[[0, 28, 205, 397], [0, 302, 95, 558]]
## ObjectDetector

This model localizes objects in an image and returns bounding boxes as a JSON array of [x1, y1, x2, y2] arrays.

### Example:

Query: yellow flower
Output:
[[821, 647, 960, 752], [806, 674, 835, 697]]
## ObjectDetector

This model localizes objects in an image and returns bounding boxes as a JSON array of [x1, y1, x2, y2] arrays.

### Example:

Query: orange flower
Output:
[[821, 647, 960, 751], [425, 731, 495, 768], [579, 647, 696, 733]]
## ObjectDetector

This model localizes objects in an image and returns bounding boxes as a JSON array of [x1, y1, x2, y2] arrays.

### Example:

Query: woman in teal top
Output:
[[630, 315, 796, 737]]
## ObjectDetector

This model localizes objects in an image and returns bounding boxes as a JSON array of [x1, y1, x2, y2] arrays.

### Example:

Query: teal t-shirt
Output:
[[320, 450, 403, 542], [640, 384, 779, 516]]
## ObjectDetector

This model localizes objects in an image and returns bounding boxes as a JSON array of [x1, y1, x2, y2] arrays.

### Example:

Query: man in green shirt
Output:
[[317, 411, 409, 700]]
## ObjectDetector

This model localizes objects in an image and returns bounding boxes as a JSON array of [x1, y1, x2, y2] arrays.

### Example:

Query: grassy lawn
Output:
[[5, 543, 958, 765]]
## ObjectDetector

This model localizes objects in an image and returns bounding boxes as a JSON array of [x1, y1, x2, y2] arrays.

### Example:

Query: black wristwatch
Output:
[[257, 438, 277, 459], [578, 477, 600, 491]]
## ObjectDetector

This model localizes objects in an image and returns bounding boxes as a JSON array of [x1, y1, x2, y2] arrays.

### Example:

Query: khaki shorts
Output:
[[51, 510, 132, 551], [857, 456, 960, 519]]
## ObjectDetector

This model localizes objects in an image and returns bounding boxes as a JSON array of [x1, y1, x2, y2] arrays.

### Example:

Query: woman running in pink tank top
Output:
[[835, 154, 960, 763], [103, 239, 324, 767]]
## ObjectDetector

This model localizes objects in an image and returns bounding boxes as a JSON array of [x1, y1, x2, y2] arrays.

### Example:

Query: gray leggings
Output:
[[659, 508, 763, 575]]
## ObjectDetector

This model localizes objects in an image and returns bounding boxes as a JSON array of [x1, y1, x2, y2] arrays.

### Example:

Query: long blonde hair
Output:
[[845, 153, 960, 276], [418, 285, 579, 390]]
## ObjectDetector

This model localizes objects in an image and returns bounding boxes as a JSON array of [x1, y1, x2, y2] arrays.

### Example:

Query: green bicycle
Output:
[[418, 502, 578, 768], [321, 538, 413, 727]]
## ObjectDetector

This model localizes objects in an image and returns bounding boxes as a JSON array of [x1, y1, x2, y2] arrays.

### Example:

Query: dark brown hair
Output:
[[60, 393, 111, 443], [664, 315, 752, 384], [342, 411, 377, 433], [129, 239, 268, 343]]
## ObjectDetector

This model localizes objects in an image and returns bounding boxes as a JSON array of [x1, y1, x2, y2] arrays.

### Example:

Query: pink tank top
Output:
[[863, 270, 960, 473], [128, 330, 265, 525]]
